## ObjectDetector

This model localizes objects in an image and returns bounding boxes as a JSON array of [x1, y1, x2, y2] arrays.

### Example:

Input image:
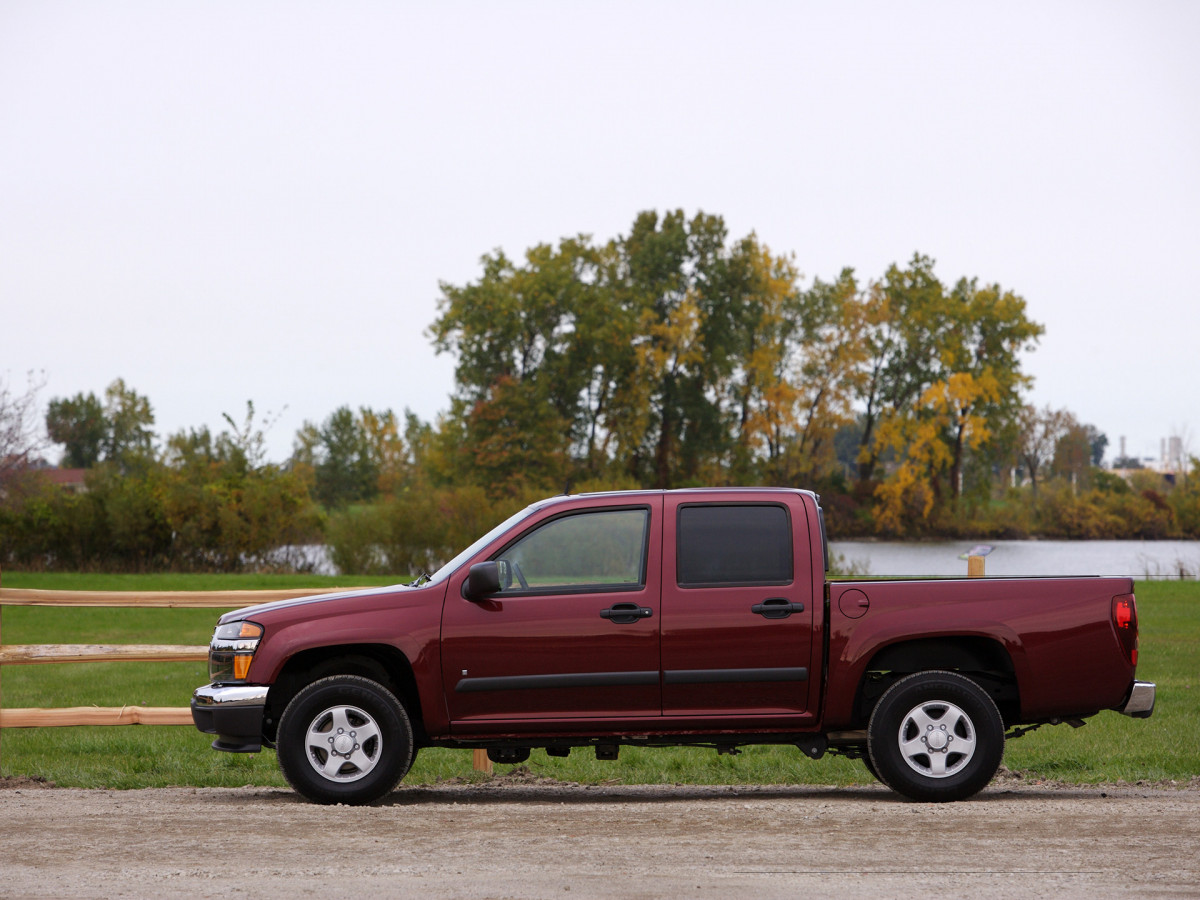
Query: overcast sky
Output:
[[3, 1, 1197, 465]]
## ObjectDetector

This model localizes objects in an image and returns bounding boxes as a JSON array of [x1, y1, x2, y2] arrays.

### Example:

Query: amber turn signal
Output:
[[233, 654, 254, 680]]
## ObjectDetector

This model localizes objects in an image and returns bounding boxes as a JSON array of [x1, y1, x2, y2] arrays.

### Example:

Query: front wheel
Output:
[[277, 675, 413, 805], [867, 670, 1004, 803]]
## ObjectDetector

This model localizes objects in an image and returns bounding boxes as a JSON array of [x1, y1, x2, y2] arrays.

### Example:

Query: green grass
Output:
[[1, 574, 1195, 789]]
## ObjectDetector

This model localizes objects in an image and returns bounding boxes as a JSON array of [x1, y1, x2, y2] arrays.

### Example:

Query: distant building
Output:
[[0, 459, 88, 498], [1111, 434, 1188, 482], [41, 467, 89, 493]]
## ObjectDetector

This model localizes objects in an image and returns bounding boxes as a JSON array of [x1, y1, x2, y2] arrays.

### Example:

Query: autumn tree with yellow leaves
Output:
[[429, 213, 1043, 533]]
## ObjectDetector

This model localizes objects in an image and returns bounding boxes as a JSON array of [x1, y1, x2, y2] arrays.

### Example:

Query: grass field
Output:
[[1, 573, 1196, 789]]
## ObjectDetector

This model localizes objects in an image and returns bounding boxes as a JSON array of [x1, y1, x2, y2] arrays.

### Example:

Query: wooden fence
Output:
[[0, 584, 351, 730], [0, 578, 494, 772]]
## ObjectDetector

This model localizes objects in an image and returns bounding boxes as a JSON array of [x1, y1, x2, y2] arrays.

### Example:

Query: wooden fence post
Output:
[[473, 749, 493, 774]]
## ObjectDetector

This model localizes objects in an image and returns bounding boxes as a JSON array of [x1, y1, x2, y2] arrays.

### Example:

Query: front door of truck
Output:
[[441, 499, 662, 729], [659, 495, 817, 721]]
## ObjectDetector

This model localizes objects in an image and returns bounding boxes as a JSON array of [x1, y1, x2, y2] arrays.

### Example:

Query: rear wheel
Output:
[[277, 675, 413, 805], [867, 670, 1004, 802]]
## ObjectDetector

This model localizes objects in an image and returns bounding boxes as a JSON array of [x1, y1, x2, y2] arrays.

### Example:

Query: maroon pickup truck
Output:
[[192, 488, 1155, 804]]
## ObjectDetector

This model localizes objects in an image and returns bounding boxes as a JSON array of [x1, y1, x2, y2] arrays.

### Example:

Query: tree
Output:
[[0, 370, 47, 486], [1, 374, 48, 501], [103, 378, 156, 466], [1053, 418, 1097, 488], [162, 404, 319, 570], [1017, 405, 1073, 500], [781, 269, 869, 484], [430, 211, 803, 490], [1087, 426, 1109, 468], [431, 236, 606, 490], [46, 378, 156, 470], [359, 407, 410, 496], [938, 278, 1043, 500], [46, 392, 106, 468], [292, 406, 381, 509], [863, 261, 1042, 529], [852, 254, 950, 484]]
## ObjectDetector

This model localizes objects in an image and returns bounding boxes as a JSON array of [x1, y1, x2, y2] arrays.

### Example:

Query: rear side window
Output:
[[677, 504, 792, 587]]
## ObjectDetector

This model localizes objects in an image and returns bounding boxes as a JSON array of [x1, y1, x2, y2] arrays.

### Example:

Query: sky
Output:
[[2, 1, 1198, 466]]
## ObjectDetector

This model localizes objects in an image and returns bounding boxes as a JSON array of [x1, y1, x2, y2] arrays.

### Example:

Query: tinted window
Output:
[[497, 508, 649, 592], [677, 504, 792, 586]]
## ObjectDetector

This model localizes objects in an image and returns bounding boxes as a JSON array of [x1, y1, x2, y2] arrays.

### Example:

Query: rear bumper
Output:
[[191, 683, 269, 753], [1119, 680, 1156, 719]]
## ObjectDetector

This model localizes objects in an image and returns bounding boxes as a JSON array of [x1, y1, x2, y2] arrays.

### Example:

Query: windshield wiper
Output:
[[408, 571, 432, 587]]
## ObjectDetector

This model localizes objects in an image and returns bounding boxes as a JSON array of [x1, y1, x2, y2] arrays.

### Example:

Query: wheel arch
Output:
[[265, 644, 426, 744], [853, 636, 1020, 727]]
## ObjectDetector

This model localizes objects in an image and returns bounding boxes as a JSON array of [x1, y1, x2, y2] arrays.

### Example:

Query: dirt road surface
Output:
[[3, 776, 1198, 899]]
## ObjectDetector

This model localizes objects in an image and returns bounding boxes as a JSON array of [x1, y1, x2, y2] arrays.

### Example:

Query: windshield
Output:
[[427, 501, 544, 583]]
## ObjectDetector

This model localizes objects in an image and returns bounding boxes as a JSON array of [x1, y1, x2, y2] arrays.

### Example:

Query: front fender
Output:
[[246, 585, 448, 735]]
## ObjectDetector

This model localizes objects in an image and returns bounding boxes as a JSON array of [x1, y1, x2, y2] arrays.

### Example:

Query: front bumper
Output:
[[191, 683, 269, 753], [1119, 680, 1156, 719]]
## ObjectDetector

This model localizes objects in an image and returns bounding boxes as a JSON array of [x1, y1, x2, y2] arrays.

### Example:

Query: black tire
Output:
[[860, 752, 885, 785], [867, 670, 1004, 803], [277, 675, 413, 805]]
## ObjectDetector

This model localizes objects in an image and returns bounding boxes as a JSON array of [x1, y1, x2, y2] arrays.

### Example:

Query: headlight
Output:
[[208, 620, 264, 682]]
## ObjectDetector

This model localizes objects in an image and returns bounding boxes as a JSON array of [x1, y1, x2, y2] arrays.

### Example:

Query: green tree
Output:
[[430, 237, 600, 492], [867, 261, 1042, 529], [939, 278, 1043, 500], [46, 378, 156, 470], [103, 378, 155, 467], [616, 211, 736, 487], [46, 392, 106, 468], [852, 255, 949, 484], [161, 404, 320, 571], [292, 406, 408, 508], [431, 210, 812, 491]]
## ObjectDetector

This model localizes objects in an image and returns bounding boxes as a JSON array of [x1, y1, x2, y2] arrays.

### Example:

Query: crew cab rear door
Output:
[[660, 494, 817, 720], [441, 497, 662, 727]]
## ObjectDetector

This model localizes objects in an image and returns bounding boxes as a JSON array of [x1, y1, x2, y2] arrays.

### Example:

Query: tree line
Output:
[[2, 210, 1198, 572]]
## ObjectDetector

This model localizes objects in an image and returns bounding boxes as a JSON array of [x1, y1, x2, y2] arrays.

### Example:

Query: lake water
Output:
[[828, 539, 1200, 579]]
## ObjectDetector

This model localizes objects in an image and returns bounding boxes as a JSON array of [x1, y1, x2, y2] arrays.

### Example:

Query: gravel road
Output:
[[3, 774, 1198, 899]]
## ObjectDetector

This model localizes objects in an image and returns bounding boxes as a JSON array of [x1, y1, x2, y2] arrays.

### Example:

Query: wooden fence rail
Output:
[[0, 584, 357, 730], [2, 707, 196, 727], [0, 645, 207, 665], [0, 580, 495, 774]]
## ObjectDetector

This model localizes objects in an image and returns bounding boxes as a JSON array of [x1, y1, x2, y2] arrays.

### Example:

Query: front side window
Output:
[[496, 508, 649, 593], [677, 504, 792, 586]]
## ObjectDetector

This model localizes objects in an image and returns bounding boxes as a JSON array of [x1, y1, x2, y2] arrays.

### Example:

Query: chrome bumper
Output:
[[191, 683, 270, 753], [1119, 680, 1156, 719]]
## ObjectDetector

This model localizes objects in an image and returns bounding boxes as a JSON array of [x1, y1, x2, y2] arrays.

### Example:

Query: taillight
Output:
[[1112, 593, 1139, 666]]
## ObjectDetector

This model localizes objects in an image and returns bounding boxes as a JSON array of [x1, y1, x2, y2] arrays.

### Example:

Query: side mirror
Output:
[[464, 561, 501, 600]]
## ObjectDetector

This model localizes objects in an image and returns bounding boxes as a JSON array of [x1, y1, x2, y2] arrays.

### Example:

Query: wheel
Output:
[[277, 675, 414, 805], [867, 670, 1004, 803], [860, 752, 885, 785]]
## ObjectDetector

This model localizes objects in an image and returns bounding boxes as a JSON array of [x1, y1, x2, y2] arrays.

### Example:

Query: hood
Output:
[[217, 583, 410, 624]]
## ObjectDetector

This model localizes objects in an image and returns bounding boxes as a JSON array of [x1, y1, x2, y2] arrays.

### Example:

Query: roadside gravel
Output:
[[3, 775, 1198, 899]]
